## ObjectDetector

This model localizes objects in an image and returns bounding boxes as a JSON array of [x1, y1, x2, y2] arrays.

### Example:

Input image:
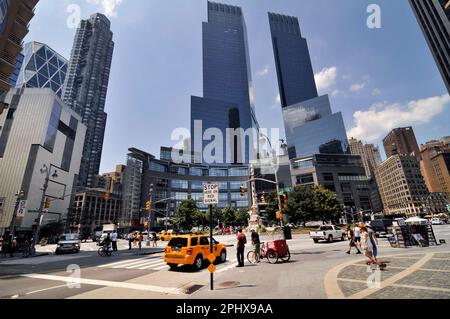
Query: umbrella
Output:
[[405, 216, 428, 224]]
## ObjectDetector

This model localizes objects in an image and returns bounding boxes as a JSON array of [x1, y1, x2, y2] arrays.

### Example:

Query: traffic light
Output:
[[240, 184, 247, 197], [104, 192, 111, 201], [276, 211, 281, 221], [146, 200, 151, 210], [260, 195, 266, 204], [281, 192, 288, 210], [44, 197, 51, 209]]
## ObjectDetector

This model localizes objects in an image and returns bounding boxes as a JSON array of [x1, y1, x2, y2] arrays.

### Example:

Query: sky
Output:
[[25, 0, 450, 173]]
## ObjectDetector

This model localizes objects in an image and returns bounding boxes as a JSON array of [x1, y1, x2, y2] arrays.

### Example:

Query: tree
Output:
[[313, 187, 343, 223], [261, 192, 279, 225], [286, 186, 317, 226], [222, 206, 237, 226], [236, 208, 250, 227], [204, 206, 224, 227], [173, 199, 200, 230]]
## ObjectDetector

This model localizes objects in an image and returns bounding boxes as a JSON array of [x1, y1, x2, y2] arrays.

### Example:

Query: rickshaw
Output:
[[248, 239, 291, 264]]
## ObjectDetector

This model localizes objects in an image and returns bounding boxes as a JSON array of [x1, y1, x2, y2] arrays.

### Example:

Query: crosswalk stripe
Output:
[[125, 260, 166, 269], [153, 265, 169, 270], [111, 258, 159, 269], [139, 262, 167, 270], [99, 257, 154, 268]]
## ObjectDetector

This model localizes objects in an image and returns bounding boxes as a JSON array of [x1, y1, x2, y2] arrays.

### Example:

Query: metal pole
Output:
[[209, 204, 214, 291], [31, 170, 50, 254], [9, 192, 23, 238]]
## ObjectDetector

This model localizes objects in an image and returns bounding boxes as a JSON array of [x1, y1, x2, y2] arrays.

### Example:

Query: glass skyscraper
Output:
[[269, 13, 349, 159], [14, 42, 68, 97], [191, 1, 258, 165], [62, 13, 114, 188]]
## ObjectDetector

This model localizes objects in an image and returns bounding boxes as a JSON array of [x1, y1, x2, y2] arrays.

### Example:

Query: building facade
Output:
[[14, 41, 68, 97], [376, 154, 429, 217], [62, 13, 114, 188], [420, 140, 450, 195], [290, 154, 372, 213], [122, 147, 250, 230], [409, 0, 450, 94], [349, 138, 382, 177], [191, 1, 259, 165], [102, 164, 125, 195], [0, 88, 86, 234], [0, 0, 39, 112], [383, 127, 421, 161]]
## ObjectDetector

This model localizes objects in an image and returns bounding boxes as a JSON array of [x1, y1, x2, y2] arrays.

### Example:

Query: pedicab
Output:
[[262, 239, 291, 264]]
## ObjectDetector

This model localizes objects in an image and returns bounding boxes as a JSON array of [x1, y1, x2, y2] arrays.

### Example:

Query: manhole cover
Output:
[[218, 281, 240, 288]]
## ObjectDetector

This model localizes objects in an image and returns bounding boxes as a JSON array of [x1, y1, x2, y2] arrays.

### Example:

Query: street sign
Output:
[[208, 264, 216, 273], [208, 253, 216, 264], [203, 183, 219, 205], [16, 200, 27, 219]]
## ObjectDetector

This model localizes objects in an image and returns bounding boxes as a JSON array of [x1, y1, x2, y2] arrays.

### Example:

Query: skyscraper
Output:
[[349, 138, 382, 177], [409, 0, 450, 94], [191, 1, 258, 165], [383, 127, 421, 161], [62, 13, 114, 188], [14, 42, 68, 97], [0, 0, 39, 114], [269, 13, 349, 159]]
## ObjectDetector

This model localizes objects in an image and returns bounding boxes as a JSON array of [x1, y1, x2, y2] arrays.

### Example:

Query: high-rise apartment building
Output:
[[0, 0, 39, 114], [14, 42, 68, 97], [349, 138, 382, 177], [269, 13, 349, 159], [62, 13, 114, 188], [409, 0, 450, 94], [0, 88, 86, 234], [376, 154, 429, 216], [383, 127, 421, 161], [191, 1, 258, 165], [9, 53, 24, 87], [102, 164, 125, 195], [420, 140, 450, 196]]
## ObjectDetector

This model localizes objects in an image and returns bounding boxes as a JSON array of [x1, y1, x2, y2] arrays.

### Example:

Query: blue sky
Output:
[[26, 0, 450, 173]]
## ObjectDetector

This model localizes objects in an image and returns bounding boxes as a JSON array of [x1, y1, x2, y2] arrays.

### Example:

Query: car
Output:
[[370, 219, 393, 238], [163, 234, 227, 271], [431, 218, 445, 225], [55, 234, 81, 255], [310, 225, 346, 243]]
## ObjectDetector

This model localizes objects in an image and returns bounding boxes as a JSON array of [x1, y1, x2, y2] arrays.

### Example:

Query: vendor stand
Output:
[[388, 217, 438, 248]]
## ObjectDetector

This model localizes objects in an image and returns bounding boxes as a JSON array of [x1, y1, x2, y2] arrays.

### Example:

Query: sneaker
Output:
[[346, 251, 350, 254], [356, 251, 362, 254]]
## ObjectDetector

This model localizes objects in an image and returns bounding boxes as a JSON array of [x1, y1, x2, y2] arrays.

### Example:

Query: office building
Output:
[[268, 13, 349, 159], [62, 13, 114, 188], [420, 140, 450, 196], [375, 154, 429, 217], [10, 53, 24, 87], [0, 0, 39, 114], [349, 138, 382, 177], [0, 88, 86, 235], [441, 136, 450, 148], [102, 164, 125, 195], [191, 2, 259, 165], [14, 41, 68, 97], [290, 154, 372, 213], [122, 147, 250, 229], [383, 127, 421, 160], [409, 0, 450, 94]]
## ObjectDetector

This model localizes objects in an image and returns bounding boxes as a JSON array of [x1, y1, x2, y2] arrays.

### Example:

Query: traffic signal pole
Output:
[[209, 204, 214, 291]]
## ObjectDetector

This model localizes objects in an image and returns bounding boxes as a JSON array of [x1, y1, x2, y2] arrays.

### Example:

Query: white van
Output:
[[432, 218, 444, 225]]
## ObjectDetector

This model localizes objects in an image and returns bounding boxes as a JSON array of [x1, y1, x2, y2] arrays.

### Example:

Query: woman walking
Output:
[[361, 226, 386, 270]]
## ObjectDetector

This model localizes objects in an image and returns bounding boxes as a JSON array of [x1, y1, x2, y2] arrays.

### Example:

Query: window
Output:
[[170, 180, 188, 189], [323, 173, 334, 181], [296, 173, 314, 185], [210, 169, 227, 177], [229, 168, 248, 177], [191, 193, 203, 201], [230, 181, 245, 190], [231, 192, 246, 200], [200, 237, 209, 245], [292, 159, 313, 170], [43, 102, 62, 152], [189, 167, 204, 176], [171, 192, 188, 201], [191, 181, 204, 190], [149, 162, 167, 173], [171, 165, 187, 176], [190, 237, 198, 246], [324, 184, 336, 192]]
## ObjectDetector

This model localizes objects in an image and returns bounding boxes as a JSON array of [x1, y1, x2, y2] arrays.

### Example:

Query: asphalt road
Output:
[[1, 226, 449, 299]]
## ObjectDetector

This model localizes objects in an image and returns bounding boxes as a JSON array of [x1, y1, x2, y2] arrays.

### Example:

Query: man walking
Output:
[[127, 232, 133, 250], [346, 226, 362, 255], [236, 229, 247, 267], [354, 224, 362, 250], [111, 231, 118, 252]]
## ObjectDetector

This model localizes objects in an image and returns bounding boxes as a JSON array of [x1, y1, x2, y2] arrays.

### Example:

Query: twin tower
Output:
[[190, 1, 349, 165]]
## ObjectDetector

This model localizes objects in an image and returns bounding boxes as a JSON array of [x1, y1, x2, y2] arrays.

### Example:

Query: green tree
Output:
[[261, 192, 279, 225], [235, 208, 250, 227], [286, 186, 317, 226], [204, 206, 224, 227], [313, 187, 343, 223], [222, 206, 237, 226], [173, 199, 199, 230]]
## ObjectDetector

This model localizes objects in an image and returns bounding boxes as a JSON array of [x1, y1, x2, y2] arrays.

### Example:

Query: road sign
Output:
[[208, 264, 216, 273], [203, 183, 219, 205], [208, 253, 216, 264], [16, 200, 27, 218]]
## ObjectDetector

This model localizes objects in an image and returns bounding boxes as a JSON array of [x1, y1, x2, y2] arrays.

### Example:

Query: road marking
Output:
[[26, 284, 68, 295], [347, 253, 434, 299], [125, 260, 165, 269], [98, 257, 154, 268], [216, 259, 238, 273], [21, 274, 184, 295]]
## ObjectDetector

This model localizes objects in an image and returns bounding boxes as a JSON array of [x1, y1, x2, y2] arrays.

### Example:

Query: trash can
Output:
[[283, 226, 292, 240]]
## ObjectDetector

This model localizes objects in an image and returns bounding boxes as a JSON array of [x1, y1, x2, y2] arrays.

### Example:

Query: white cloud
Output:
[[256, 65, 269, 77], [275, 94, 281, 104], [331, 90, 340, 97], [347, 94, 450, 142], [314, 67, 337, 92], [372, 88, 382, 96], [350, 83, 366, 92], [86, 0, 124, 17]]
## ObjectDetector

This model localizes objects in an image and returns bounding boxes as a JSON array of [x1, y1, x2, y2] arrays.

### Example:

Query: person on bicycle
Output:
[[251, 229, 261, 261], [103, 233, 112, 254]]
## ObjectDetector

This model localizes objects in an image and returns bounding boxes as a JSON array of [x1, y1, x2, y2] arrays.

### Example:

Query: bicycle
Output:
[[247, 242, 265, 264], [98, 245, 112, 257]]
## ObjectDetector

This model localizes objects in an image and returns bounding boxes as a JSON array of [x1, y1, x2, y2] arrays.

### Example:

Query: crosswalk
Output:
[[98, 255, 239, 272]]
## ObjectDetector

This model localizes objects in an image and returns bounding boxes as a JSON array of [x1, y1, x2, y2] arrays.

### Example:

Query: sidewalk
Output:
[[325, 251, 450, 299]]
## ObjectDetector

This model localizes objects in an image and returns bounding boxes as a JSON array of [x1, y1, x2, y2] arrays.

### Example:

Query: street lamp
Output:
[[31, 164, 59, 254]]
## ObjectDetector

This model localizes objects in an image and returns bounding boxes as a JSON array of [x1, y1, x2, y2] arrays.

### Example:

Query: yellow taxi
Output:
[[163, 234, 227, 271], [159, 230, 174, 241]]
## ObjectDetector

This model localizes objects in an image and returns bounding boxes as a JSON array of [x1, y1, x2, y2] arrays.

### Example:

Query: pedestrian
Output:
[[0, 237, 8, 258], [236, 229, 247, 267], [111, 230, 118, 252], [138, 232, 143, 250], [251, 229, 261, 261], [152, 233, 158, 247], [133, 232, 138, 248], [367, 225, 386, 270], [353, 224, 362, 250], [127, 232, 133, 250], [346, 226, 362, 255], [22, 238, 31, 257], [9, 237, 17, 257]]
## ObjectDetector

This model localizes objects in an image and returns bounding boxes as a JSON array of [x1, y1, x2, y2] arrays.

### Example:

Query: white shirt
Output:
[[111, 232, 118, 241], [354, 227, 361, 238]]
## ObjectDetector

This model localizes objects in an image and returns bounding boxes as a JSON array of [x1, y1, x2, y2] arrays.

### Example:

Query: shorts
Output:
[[354, 237, 361, 242]]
